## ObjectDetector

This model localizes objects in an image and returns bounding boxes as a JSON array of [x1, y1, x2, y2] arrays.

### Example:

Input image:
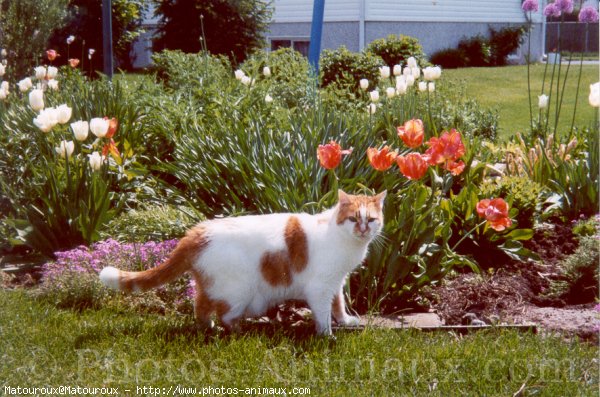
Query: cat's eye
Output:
[[368, 217, 378, 223], [348, 216, 358, 222]]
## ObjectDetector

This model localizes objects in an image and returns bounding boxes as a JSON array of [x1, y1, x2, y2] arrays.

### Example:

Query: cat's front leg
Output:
[[332, 286, 360, 327], [306, 289, 334, 336]]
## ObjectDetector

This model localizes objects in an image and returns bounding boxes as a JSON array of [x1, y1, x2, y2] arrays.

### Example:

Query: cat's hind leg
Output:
[[332, 284, 360, 327]]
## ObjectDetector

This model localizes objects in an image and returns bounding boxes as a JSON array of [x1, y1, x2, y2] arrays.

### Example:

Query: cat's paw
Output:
[[339, 315, 361, 327]]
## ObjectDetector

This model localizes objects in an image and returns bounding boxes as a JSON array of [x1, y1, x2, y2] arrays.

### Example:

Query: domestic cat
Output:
[[99, 190, 386, 336]]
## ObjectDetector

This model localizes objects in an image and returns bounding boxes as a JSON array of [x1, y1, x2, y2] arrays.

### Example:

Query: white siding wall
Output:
[[273, 0, 359, 22], [273, 0, 539, 23], [367, 0, 528, 22]]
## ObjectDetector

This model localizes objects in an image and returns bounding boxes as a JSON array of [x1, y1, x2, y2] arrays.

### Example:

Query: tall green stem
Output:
[[452, 220, 488, 251]]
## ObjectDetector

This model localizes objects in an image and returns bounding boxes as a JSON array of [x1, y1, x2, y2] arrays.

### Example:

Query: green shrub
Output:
[[100, 204, 199, 243], [151, 49, 232, 90], [488, 26, 525, 66], [429, 48, 467, 69], [479, 175, 545, 228], [458, 35, 491, 67], [365, 34, 427, 69], [550, 236, 599, 304], [319, 46, 383, 91], [242, 47, 313, 108], [572, 216, 599, 238]]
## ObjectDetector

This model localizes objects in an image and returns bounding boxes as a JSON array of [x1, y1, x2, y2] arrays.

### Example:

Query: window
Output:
[[270, 38, 310, 57]]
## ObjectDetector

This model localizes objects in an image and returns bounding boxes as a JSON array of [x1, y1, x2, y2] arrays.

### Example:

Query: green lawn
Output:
[[1, 290, 597, 396], [444, 64, 599, 139]]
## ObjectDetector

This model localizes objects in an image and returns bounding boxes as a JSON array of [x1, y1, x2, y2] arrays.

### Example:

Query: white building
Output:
[[134, 0, 600, 68], [268, 0, 546, 62]]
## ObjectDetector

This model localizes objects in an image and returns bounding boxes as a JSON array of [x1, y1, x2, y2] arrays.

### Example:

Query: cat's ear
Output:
[[338, 189, 351, 205], [375, 190, 387, 208]]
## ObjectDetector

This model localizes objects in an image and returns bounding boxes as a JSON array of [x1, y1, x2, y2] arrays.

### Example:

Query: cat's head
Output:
[[335, 190, 386, 241]]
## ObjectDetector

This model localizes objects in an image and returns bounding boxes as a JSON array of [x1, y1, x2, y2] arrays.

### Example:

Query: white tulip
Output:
[[411, 67, 421, 79], [406, 75, 415, 87], [34, 66, 47, 80], [369, 89, 380, 102], [407, 56, 418, 69], [432, 66, 442, 80], [538, 94, 549, 109], [234, 69, 245, 80], [71, 120, 89, 141], [418, 81, 428, 92], [359, 78, 369, 90], [396, 80, 407, 95], [423, 66, 436, 81], [56, 104, 72, 124], [47, 79, 59, 91], [0, 63, 5, 77], [55, 140, 75, 159], [379, 66, 390, 79], [402, 66, 411, 76], [88, 152, 105, 171], [386, 87, 396, 98], [589, 82, 600, 108], [393, 64, 402, 76], [0, 49, 6, 57], [33, 108, 59, 132], [428, 82, 435, 92], [18, 77, 33, 92], [46, 66, 58, 79], [0, 90, 7, 100], [67, 35, 75, 45], [240, 75, 253, 86], [28, 89, 44, 111], [90, 117, 109, 138], [262, 66, 271, 77], [367, 103, 377, 115], [1, 81, 8, 91], [265, 94, 273, 103]]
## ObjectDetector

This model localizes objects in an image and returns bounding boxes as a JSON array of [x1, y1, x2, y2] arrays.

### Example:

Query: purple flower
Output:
[[522, 0, 539, 12], [555, 0, 573, 13], [579, 6, 599, 23], [543, 2, 561, 17], [594, 303, 600, 312]]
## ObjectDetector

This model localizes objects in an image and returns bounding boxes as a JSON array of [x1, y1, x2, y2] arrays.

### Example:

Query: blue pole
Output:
[[102, 0, 114, 79], [308, 0, 325, 73]]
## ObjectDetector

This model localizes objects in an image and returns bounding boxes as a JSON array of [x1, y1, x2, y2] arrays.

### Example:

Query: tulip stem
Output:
[[452, 220, 487, 251]]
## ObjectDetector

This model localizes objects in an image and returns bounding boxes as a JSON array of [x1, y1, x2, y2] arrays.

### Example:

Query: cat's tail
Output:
[[99, 226, 208, 292]]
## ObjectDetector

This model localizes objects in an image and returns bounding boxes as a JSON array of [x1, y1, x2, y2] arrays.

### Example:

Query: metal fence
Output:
[[545, 22, 599, 53]]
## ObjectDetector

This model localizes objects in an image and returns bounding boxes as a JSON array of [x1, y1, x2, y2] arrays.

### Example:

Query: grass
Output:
[[1, 289, 598, 396], [443, 64, 598, 140]]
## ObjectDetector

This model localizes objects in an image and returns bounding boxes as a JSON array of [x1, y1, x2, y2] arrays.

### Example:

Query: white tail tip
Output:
[[99, 266, 121, 290]]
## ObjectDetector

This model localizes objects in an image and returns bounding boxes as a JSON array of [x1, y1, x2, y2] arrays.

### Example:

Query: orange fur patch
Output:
[[331, 291, 346, 321], [284, 216, 308, 272], [260, 216, 309, 286], [120, 226, 208, 292], [260, 251, 293, 287]]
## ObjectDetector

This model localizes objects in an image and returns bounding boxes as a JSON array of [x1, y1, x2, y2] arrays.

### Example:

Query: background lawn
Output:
[[443, 64, 598, 140], [1, 290, 597, 396]]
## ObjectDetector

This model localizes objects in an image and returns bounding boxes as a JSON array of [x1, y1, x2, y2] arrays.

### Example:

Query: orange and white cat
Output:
[[99, 190, 386, 336]]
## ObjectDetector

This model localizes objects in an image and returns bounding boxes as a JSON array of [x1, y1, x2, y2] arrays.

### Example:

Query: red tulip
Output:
[[476, 198, 512, 231], [103, 117, 118, 138], [397, 118, 424, 148], [68, 58, 80, 68], [367, 146, 398, 171], [317, 141, 352, 170], [46, 49, 59, 61], [396, 153, 428, 180], [425, 129, 465, 165], [445, 159, 465, 176], [102, 139, 120, 158]]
